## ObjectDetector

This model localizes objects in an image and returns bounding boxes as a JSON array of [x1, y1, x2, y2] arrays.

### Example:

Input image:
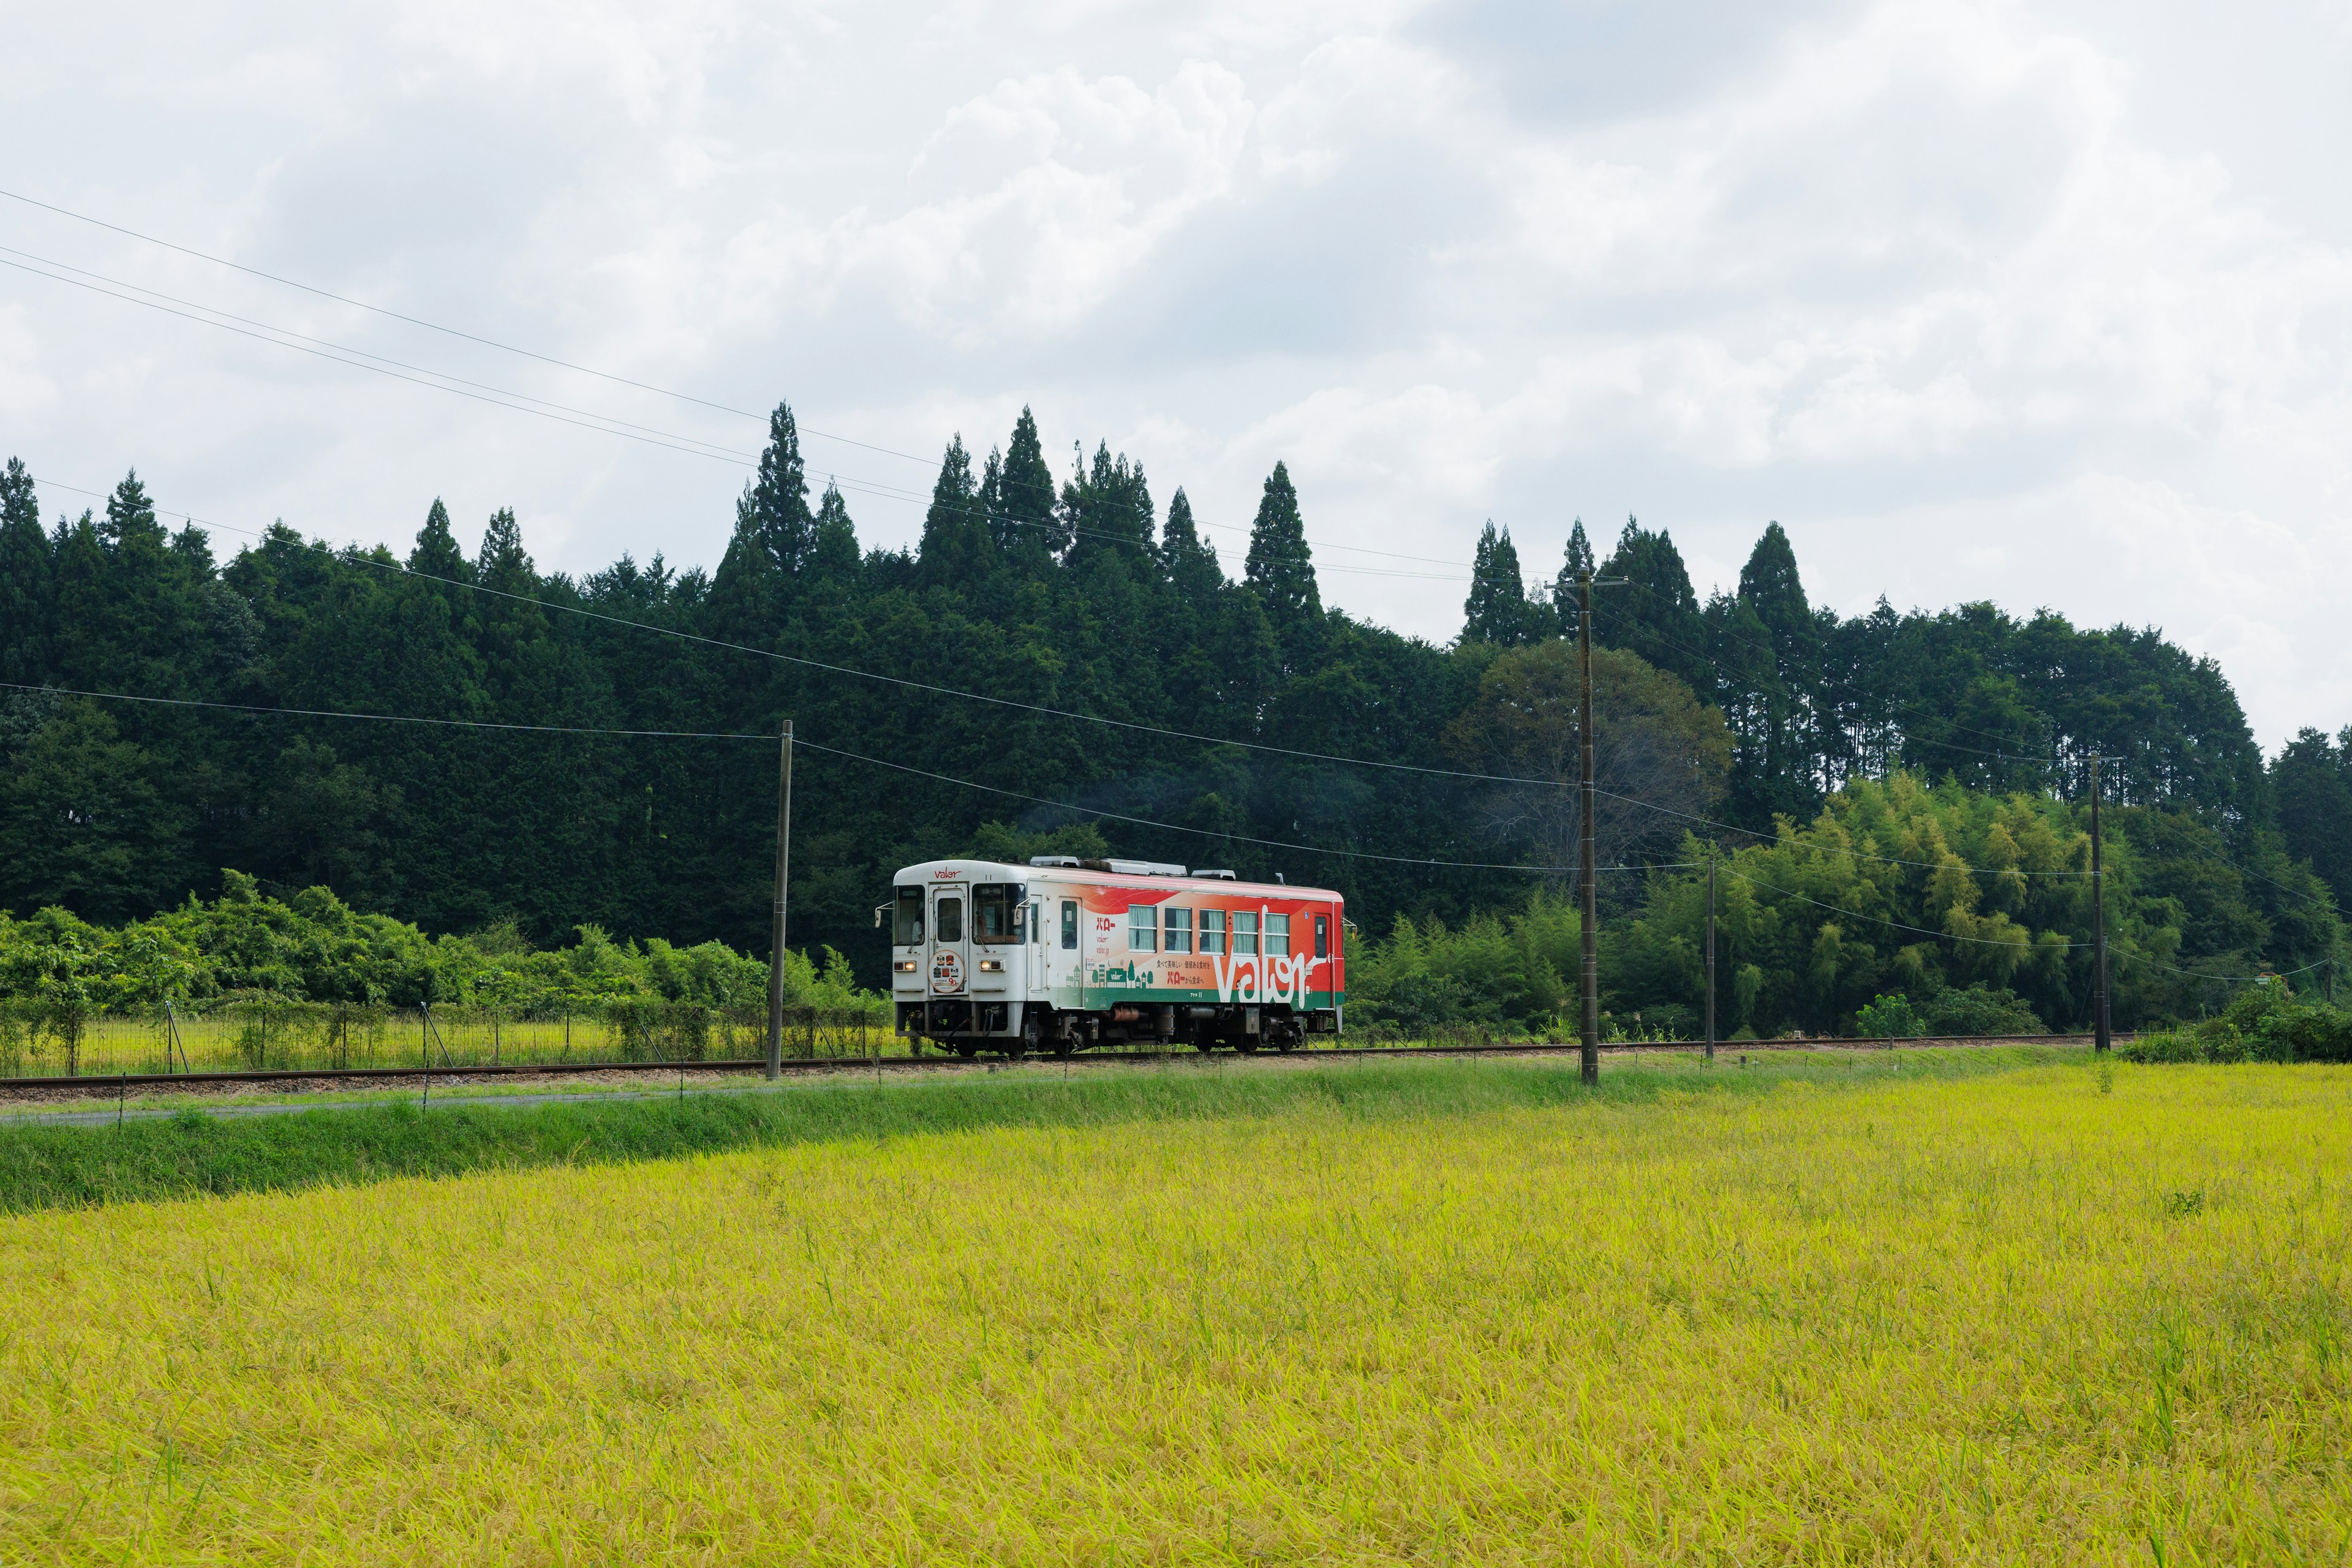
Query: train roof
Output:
[[891, 858, 1341, 902]]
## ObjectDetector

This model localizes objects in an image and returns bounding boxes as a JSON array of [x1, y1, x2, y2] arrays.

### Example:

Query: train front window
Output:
[[974, 883, 1024, 944], [894, 888, 924, 945], [936, 896, 963, 943]]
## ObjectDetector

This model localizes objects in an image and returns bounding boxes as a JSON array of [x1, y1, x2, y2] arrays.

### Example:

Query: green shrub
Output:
[[2120, 1031, 2204, 1065], [1923, 985, 2046, 1036], [1855, 993, 1929, 1039]]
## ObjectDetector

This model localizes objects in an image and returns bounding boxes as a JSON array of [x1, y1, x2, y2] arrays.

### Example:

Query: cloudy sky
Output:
[[3, 0, 2347, 748]]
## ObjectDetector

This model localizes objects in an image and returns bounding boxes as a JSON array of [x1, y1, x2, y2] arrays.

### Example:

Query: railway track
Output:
[[0, 1033, 2109, 1101]]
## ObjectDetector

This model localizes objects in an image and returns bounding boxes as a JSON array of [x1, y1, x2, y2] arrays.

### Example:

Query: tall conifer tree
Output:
[[710, 401, 814, 636], [1554, 518, 1594, 639], [410, 499, 471, 581], [1462, 521, 1535, 646], [1596, 516, 1710, 695], [0, 458, 48, 685], [995, 406, 1061, 559], [915, 435, 990, 589], [1244, 461, 1321, 657], [1161, 487, 1221, 603]]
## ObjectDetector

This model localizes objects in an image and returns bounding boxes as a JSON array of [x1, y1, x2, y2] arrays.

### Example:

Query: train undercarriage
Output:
[[897, 1000, 1335, 1058]]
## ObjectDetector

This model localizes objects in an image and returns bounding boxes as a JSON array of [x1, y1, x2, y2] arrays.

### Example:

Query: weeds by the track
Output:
[[0, 1046, 2068, 1212]]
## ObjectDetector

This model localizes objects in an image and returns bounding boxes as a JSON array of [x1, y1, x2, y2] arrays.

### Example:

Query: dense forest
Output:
[[1, 400, 2345, 1034]]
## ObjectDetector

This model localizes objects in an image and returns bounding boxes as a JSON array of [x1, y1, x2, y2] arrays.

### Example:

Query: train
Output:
[[882, 856, 1346, 1055]]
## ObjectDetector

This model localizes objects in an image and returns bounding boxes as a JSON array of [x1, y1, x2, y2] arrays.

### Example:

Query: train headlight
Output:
[[978, 959, 1004, 973], [894, 960, 918, 974]]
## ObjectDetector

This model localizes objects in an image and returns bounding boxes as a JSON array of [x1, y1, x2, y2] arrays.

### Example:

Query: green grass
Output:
[[0, 1046, 2075, 1213]]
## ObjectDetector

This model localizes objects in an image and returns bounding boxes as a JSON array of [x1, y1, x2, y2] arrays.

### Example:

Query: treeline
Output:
[[0, 872, 867, 1014], [1351, 773, 2343, 1037], [0, 399, 2344, 1020]]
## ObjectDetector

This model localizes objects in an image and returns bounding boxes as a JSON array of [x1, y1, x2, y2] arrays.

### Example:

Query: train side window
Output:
[[1233, 911, 1258, 955], [937, 896, 963, 943], [1199, 910, 1226, 954], [1164, 907, 1192, 954], [974, 884, 1011, 943], [1060, 900, 1078, 949], [1128, 905, 1158, 953], [893, 888, 924, 945], [1030, 902, 1044, 946], [1314, 914, 1329, 959], [1267, 913, 1291, 957]]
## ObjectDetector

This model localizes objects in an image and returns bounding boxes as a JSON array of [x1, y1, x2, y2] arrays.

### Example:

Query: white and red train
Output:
[[884, 856, 1346, 1054]]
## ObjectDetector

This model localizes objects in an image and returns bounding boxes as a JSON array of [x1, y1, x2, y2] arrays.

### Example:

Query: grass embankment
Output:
[[0, 1055, 2343, 1562], [0, 1047, 2056, 1212]]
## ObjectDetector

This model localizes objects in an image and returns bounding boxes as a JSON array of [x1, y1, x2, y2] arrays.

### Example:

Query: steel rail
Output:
[[0, 1033, 2119, 1097]]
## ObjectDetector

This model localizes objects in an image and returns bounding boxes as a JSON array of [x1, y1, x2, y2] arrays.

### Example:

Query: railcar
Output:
[[881, 857, 1346, 1055]]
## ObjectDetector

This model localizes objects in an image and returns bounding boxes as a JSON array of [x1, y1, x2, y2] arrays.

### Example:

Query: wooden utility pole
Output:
[[765, 719, 795, 1081], [1578, 570, 1600, 1087], [1705, 841, 1717, 1064], [2090, 753, 2110, 1054]]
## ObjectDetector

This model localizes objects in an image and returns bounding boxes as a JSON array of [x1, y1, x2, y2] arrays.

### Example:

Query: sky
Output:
[[2, 0, 2348, 750]]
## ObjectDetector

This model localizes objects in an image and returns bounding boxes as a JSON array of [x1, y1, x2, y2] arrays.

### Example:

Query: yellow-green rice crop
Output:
[[1, 1061, 2346, 1563]]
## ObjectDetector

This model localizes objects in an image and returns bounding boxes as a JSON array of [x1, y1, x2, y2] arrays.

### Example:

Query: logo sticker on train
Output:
[[929, 951, 963, 993]]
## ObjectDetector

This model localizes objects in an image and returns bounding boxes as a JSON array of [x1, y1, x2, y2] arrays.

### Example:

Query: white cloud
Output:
[[0, 0, 2346, 746]]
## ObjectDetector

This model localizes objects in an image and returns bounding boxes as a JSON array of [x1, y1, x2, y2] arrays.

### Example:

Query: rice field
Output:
[[0, 1058, 2345, 1563], [2, 1005, 892, 1078]]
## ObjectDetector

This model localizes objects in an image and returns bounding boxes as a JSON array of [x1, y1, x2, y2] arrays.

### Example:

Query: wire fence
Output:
[[0, 1000, 894, 1079]]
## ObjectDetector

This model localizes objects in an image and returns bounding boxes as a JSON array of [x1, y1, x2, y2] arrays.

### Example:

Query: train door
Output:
[[930, 883, 969, 1002]]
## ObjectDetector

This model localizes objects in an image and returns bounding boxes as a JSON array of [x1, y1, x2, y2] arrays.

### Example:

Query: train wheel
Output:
[[1235, 1036, 1260, 1055], [954, 1043, 978, 1058]]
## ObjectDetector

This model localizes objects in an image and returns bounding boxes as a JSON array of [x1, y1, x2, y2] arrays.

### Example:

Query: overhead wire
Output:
[[4, 231, 2332, 914], [0, 184, 935, 468], [9, 473, 2119, 889], [0, 679, 1682, 878], [0, 680, 775, 741], [0, 224, 1526, 578]]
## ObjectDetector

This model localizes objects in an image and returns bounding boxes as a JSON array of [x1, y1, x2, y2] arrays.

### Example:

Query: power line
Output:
[[18, 473, 1611, 796], [0, 185, 935, 469], [0, 245, 766, 462], [11, 473, 2115, 893], [15, 470, 2335, 915], [0, 228, 1534, 579], [790, 734, 1697, 876], [0, 255, 761, 469], [0, 676, 1685, 878], [0, 681, 775, 741], [2111, 951, 2334, 986]]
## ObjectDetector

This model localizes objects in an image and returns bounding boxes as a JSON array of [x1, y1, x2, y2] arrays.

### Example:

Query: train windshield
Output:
[[894, 888, 924, 945], [974, 883, 1025, 944]]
